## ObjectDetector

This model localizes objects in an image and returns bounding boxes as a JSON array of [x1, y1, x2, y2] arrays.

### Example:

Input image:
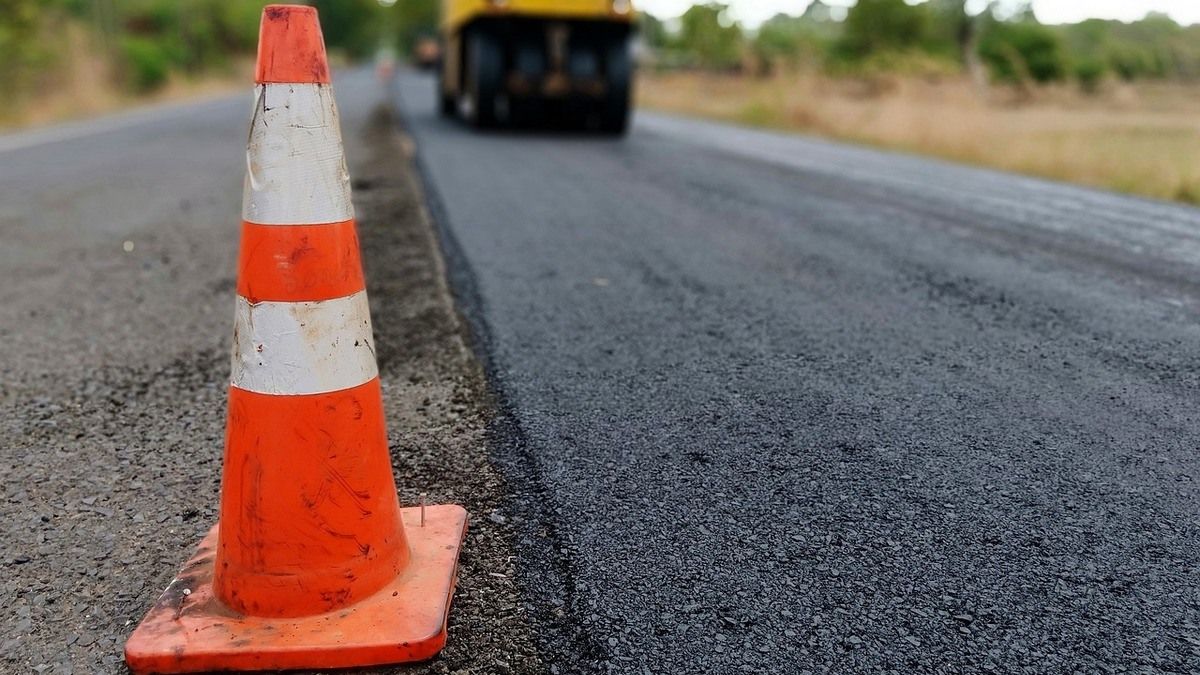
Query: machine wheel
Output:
[[599, 34, 632, 135], [465, 27, 504, 128]]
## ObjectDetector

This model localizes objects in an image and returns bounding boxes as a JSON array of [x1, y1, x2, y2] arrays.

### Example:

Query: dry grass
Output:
[[636, 70, 1200, 205]]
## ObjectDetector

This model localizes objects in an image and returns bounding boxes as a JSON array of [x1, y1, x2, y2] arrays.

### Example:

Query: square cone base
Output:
[[124, 504, 468, 674]]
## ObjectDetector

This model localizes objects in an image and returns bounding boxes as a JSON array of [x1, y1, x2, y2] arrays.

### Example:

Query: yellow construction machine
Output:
[[437, 0, 635, 133]]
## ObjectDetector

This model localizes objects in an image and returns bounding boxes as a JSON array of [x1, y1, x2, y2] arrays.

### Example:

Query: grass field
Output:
[[636, 70, 1200, 205]]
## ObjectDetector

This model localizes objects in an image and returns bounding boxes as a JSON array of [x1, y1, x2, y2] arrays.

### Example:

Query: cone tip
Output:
[[256, 4, 330, 84]]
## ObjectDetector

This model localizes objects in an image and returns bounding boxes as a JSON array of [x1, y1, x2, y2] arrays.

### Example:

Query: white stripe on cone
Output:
[[243, 83, 354, 226], [231, 290, 378, 396]]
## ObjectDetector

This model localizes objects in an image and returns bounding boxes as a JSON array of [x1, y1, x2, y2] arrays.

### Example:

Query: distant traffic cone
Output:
[[124, 6, 468, 673]]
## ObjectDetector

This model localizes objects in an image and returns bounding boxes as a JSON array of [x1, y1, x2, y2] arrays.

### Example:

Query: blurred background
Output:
[[3, 0, 1199, 202]]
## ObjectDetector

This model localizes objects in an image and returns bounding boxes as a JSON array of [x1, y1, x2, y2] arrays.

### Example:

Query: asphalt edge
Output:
[[388, 88, 612, 673]]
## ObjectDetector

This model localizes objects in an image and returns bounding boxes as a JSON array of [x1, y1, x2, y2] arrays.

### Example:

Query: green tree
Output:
[[309, 0, 386, 59], [675, 3, 744, 70], [753, 15, 805, 68], [802, 0, 836, 23], [924, 0, 971, 61], [836, 0, 930, 60], [1059, 13, 1200, 83], [751, 11, 839, 73], [1073, 56, 1106, 92], [388, 0, 439, 53], [639, 11, 669, 51], [978, 16, 1066, 84], [0, 0, 57, 99]]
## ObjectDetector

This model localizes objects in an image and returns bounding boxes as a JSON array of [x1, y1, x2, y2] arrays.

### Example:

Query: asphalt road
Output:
[[2, 65, 1198, 675], [0, 70, 544, 674], [0, 84, 250, 672], [395, 71, 1200, 673]]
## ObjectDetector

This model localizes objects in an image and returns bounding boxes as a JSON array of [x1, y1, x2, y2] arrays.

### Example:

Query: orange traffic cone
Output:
[[124, 6, 468, 673]]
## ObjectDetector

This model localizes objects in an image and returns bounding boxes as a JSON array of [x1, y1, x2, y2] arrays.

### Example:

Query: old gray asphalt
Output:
[[395, 71, 1200, 673]]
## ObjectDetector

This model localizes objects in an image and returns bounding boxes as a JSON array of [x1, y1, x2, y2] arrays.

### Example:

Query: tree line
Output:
[[4, 0, 1198, 107], [644, 1, 1200, 91]]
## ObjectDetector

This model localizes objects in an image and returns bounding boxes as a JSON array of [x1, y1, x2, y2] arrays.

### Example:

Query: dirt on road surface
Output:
[[0, 100, 541, 674]]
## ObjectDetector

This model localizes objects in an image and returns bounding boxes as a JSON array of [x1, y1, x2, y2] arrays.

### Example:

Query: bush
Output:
[[853, 49, 961, 79], [310, 0, 387, 60], [978, 20, 1066, 84], [751, 13, 836, 72], [120, 36, 171, 91], [1073, 57, 1106, 93], [675, 3, 744, 70], [836, 0, 930, 61], [1, 0, 55, 99], [1107, 45, 1161, 81]]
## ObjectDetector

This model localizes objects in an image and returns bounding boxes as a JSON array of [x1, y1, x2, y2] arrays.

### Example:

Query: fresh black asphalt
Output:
[[396, 70, 1200, 673]]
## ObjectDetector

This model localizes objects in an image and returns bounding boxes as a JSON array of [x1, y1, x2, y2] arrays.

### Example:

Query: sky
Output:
[[636, 0, 1200, 28]]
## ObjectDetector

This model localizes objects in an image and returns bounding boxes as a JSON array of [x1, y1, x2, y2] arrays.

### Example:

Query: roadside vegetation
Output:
[[638, 1, 1200, 205], [0, 0, 439, 128]]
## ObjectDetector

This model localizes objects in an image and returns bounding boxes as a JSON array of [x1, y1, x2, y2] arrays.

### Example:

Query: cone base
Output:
[[125, 504, 468, 674]]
